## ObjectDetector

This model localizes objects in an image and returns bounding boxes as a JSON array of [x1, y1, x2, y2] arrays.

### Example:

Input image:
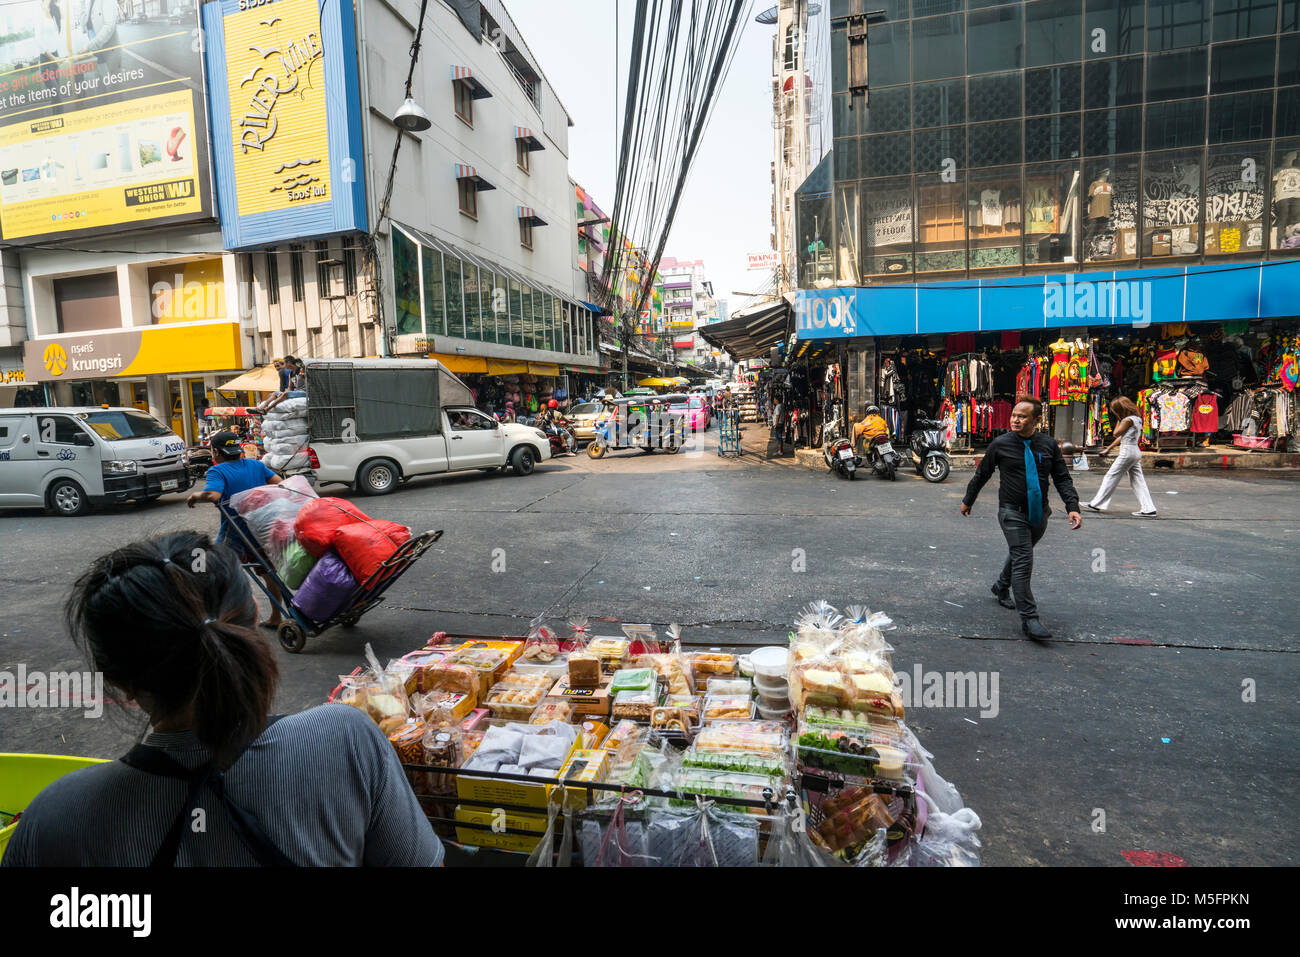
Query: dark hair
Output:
[[1014, 395, 1043, 419], [66, 532, 279, 768], [1110, 396, 1139, 419]]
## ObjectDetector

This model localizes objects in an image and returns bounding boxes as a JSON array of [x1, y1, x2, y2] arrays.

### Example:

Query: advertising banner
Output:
[[22, 321, 242, 382], [747, 251, 779, 270], [203, 0, 368, 248], [0, 2, 213, 242]]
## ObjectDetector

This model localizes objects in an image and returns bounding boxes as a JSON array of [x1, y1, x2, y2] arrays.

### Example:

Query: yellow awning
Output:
[[487, 359, 530, 375], [528, 362, 560, 376], [429, 353, 488, 374], [217, 364, 280, 393], [637, 377, 674, 387]]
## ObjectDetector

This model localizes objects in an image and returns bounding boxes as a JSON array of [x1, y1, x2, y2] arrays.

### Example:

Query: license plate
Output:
[[838, 448, 855, 460], [877, 442, 894, 455], [161, 479, 179, 491]]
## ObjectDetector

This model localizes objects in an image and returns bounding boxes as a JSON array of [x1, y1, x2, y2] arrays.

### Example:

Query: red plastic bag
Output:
[[294, 497, 371, 557], [333, 520, 411, 585]]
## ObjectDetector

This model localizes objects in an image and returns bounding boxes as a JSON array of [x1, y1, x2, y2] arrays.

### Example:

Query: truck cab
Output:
[[0, 407, 191, 516]]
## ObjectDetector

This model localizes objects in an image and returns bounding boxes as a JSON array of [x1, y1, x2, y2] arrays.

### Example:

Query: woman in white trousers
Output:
[[1085, 397, 1157, 517]]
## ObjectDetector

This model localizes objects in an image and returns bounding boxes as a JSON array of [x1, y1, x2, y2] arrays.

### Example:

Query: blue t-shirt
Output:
[[204, 458, 276, 545]]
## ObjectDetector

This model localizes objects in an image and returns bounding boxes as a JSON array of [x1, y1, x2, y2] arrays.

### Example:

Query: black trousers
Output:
[[995, 505, 1049, 621]]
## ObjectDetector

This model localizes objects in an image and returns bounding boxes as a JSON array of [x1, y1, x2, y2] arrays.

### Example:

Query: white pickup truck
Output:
[[304, 359, 551, 495]]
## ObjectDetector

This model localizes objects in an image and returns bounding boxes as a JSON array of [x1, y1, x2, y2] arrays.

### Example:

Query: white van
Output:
[[0, 407, 192, 516], [303, 358, 552, 495]]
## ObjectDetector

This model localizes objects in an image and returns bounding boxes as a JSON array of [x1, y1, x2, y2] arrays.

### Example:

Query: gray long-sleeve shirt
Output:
[[2, 704, 443, 867]]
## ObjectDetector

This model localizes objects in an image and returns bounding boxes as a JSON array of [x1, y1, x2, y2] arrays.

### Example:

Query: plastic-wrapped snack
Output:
[[530, 701, 575, 725], [662, 694, 701, 725], [693, 721, 789, 757], [587, 637, 631, 673], [611, 689, 656, 721], [706, 677, 752, 697], [415, 727, 461, 796], [691, 652, 738, 676], [702, 694, 755, 722], [650, 707, 692, 734], [621, 623, 661, 657], [838, 605, 895, 658], [602, 719, 642, 754], [443, 646, 511, 699], [483, 683, 549, 722], [566, 616, 601, 688], [609, 668, 655, 693], [636, 653, 694, 697], [521, 616, 562, 664], [387, 717, 427, 765], [579, 720, 610, 749], [791, 662, 850, 711]]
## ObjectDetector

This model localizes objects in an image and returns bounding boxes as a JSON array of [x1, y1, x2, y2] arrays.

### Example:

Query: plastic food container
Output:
[[739, 646, 789, 679], [693, 721, 789, 757], [755, 699, 789, 721], [494, 671, 555, 693], [529, 700, 575, 725], [483, 684, 549, 722], [692, 652, 738, 675], [796, 737, 915, 782], [511, 655, 570, 680], [609, 667, 655, 693], [674, 768, 781, 808], [706, 677, 752, 697], [662, 693, 702, 724], [587, 637, 631, 672], [681, 746, 787, 778], [754, 672, 789, 696], [702, 694, 757, 723], [611, 688, 656, 721], [444, 647, 512, 699]]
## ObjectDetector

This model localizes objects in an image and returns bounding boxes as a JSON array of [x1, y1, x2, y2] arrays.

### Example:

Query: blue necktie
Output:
[[1024, 439, 1043, 525]]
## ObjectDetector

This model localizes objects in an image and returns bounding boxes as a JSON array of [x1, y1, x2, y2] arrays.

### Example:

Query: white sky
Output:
[[504, 0, 776, 315]]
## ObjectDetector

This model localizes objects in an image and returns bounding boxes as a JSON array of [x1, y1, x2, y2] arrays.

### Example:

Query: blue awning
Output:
[[794, 260, 1300, 340]]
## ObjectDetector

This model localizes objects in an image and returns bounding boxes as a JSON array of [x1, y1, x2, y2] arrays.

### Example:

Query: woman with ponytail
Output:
[[2, 532, 442, 867]]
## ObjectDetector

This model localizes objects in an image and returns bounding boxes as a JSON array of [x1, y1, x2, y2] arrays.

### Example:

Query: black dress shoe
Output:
[[1022, 618, 1052, 640], [991, 584, 1016, 610]]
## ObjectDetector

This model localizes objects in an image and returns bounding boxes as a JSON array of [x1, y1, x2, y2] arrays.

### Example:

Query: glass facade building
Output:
[[800, 0, 1300, 286]]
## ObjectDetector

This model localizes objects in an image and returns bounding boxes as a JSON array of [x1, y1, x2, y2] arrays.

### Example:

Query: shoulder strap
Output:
[[120, 715, 294, 868]]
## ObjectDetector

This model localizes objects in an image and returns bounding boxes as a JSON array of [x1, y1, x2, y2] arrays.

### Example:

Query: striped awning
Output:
[[517, 205, 548, 226], [455, 164, 495, 190], [451, 66, 492, 98], [514, 126, 544, 151]]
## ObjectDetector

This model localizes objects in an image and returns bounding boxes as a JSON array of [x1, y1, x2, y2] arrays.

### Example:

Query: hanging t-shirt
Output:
[[1155, 391, 1191, 431], [1026, 183, 1055, 233], [1274, 167, 1300, 202], [1088, 180, 1114, 219], [1190, 394, 1219, 433], [981, 189, 1003, 228], [1003, 189, 1023, 227]]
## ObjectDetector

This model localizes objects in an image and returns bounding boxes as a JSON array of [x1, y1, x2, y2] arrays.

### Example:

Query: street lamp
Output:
[[394, 97, 431, 132]]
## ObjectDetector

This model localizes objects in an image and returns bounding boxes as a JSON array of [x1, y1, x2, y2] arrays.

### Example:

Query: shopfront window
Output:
[[915, 125, 965, 174], [1143, 150, 1203, 259], [462, 261, 483, 341], [863, 85, 909, 133], [1147, 49, 1208, 101], [509, 278, 523, 346], [1271, 138, 1300, 251], [861, 177, 915, 277], [912, 15, 965, 82], [445, 256, 464, 338], [862, 132, 912, 177], [421, 246, 445, 336], [868, 21, 909, 88], [1024, 161, 1083, 265], [915, 179, 967, 273], [1084, 106, 1142, 155], [1208, 91, 1273, 143], [835, 183, 862, 284], [969, 120, 1022, 167], [391, 230, 422, 335], [968, 5, 1023, 75], [1204, 144, 1267, 255], [1082, 155, 1140, 263], [1026, 0, 1083, 66], [969, 166, 1024, 269], [480, 269, 498, 342], [1026, 112, 1081, 162], [1026, 64, 1082, 116], [1210, 37, 1276, 94], [1083, 0, 1145, 59], [913, 78, 964, 128], [1146, 98, 1207, 150], [968, 72, 1022, 122], [1083, 56, 1144, 110]]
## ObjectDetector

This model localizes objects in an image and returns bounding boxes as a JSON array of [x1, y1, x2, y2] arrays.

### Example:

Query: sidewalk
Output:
[[789, 440, 1298, 472]]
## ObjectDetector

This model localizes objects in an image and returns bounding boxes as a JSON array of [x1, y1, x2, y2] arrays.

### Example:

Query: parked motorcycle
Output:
[[908, 415, 952, 483], [821, 409, 858, 479], [541, 418, 577, 456], [864, 432, 904, 480]]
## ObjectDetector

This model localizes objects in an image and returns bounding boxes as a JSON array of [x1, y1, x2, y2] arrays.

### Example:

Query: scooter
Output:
[[821, 410, 858, 479], [541, 418, 577, 456], [908, 415, 952, 483], [863, 432, 904, 480]]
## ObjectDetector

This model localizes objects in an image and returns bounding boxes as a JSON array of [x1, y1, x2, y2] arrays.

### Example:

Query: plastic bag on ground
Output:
[[291, 549, 358, 622], [911, 790, 982, 866], [276, 539, 318, 590], [295, 497, 371, 557], [332, 519, 411, 585]]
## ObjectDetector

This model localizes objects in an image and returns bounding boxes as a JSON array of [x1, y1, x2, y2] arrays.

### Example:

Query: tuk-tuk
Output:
[[186, 407, 265, 474], [586, 395, 687, 458]]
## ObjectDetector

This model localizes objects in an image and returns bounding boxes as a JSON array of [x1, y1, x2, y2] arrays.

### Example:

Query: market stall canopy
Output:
[[217, 364, 280, 393], [636, 377, 675, 387], [698, 300, 791, 361]]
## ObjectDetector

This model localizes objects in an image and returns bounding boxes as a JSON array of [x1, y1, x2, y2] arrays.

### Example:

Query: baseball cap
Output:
[[210, 431, 243, 457]]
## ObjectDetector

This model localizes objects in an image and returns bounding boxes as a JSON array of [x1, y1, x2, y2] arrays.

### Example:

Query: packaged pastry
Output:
[[609, 667, 655, 693], [611, 689, 656, 721], [706, 677, 752, 697], [387, 718, 427, 765], [567, 652, 602, 689], [662, 693, 701, 724], [602, 719, 640, 752], [651, 707, 691, 734], [412, 662, 480, 699], [483, 683, 549, 721], [703, 694, 754, 722], [693, 721, 789, 757], [848, 672, 904, 718], [521, 620, 562, 663], [587, 637, 631, 672], [409, 689, 475, 724], [493, 671, 555, 693], [530, 700, 576, 725], [692, 652, 738, 675], [795, 665, 850, 710], [443, 646, 512, 699], [579, 720, 610, 749], [416, 727, 462, 795], [636, 653, 694, 696]]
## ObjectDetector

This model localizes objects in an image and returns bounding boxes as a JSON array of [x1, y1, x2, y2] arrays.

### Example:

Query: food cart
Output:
[[186, 407, 265, 474]]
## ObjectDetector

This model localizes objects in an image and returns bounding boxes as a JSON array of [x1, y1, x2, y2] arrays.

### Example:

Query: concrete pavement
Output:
[[1, 425, 1295, 865]]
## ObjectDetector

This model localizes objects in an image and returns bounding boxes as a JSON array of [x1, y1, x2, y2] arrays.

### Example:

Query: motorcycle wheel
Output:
[[848, 467, 855, 480], [823, 448, 834, 470], [924, 456, 951, 483], [883, 461, 896, 481]]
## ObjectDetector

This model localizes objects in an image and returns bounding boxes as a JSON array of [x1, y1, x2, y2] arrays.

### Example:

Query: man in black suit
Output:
[[960, 396, 1082, 640]]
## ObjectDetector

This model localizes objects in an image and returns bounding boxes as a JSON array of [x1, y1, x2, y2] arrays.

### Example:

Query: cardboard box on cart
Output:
[[544, 674, 613, 719]]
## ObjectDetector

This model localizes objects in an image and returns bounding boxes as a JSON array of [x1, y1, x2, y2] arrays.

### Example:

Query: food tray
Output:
[[702, 694, 755, 723]]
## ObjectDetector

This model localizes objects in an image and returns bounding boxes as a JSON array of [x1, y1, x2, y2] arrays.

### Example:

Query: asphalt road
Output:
[[2, 426, 1296, 866]]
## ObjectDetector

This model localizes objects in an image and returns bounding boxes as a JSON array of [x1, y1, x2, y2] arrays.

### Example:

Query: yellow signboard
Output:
[[226, 0, 332, 218], [23, 322, 243, 383]]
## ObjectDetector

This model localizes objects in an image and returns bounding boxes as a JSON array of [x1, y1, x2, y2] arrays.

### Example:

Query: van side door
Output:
[[0, 414, 43, 506], [29, 413, 103, 499]]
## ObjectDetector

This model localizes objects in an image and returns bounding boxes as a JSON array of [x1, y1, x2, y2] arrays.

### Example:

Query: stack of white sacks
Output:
[[261, 396, 311, 472]]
